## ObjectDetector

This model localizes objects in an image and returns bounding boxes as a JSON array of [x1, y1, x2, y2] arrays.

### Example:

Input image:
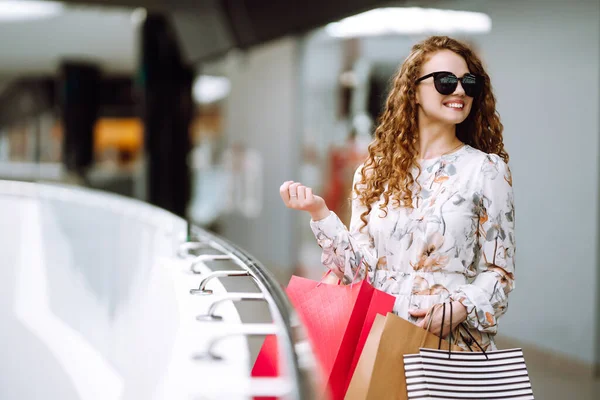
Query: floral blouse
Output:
[[310, 145, 515, 351]]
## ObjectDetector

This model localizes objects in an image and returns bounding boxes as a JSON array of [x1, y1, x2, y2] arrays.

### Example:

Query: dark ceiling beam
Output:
[[220, 0, 390, 49], [55, 0, 397, 63], [61, 0, 221, 12], [63, 0, 166, 11]]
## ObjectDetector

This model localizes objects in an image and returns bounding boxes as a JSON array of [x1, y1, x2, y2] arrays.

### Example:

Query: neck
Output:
[[417, 113, 461, 160]]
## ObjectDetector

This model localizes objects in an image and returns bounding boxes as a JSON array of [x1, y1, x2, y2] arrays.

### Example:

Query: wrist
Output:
[[310, 207, 330, 221]]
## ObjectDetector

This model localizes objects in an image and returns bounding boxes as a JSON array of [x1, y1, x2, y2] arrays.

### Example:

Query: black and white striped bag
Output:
[[404, 303, 534, 400]]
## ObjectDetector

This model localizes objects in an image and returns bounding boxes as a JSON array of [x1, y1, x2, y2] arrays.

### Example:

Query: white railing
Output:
[[0, 179, 318, 400]]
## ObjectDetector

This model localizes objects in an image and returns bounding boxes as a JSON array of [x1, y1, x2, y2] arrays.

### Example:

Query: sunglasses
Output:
[[415, 71, 482, 97]]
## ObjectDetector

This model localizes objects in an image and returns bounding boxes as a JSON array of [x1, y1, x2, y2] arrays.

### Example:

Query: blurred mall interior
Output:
[[0, 0, 599, 399]]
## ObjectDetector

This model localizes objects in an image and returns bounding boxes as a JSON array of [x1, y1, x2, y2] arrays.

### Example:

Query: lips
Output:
[[443, 99, 465, 110]]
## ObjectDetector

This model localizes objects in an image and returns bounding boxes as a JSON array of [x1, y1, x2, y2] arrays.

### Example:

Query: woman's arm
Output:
[[450, 154, 516, 335], [309, 166, 377, 284]]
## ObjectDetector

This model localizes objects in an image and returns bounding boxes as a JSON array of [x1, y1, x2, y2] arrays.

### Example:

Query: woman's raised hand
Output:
[[279, 181, 330, 221]]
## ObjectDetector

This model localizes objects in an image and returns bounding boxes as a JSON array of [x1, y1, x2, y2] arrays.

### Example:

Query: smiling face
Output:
[[416, 49, 474, 126]]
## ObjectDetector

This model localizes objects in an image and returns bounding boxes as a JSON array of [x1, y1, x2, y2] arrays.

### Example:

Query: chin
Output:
[[438, 114, 469, 126]]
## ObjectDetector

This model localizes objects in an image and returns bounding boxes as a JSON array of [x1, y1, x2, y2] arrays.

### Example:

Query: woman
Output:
[[279, 36, 515, 351]]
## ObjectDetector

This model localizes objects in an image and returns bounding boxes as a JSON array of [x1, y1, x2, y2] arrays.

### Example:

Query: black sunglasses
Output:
[[415, 71, 482, 97]]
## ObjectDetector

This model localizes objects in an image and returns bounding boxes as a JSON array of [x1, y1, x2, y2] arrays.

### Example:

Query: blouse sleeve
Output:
[[451, 154, 516, 335], [310, 165, 378, 284]]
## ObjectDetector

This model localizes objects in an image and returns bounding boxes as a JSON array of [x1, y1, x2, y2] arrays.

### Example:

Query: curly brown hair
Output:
[[355, 36, 508, 231]]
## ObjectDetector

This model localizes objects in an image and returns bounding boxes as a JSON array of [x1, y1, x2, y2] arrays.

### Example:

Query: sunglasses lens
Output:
[[434, 72, 458, 95], [462, 74, 481, 97]]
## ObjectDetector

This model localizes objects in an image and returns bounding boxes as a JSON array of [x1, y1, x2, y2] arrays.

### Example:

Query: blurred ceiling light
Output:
[[0, 0, 65, 22], [193, 75, 231, 105], [326, 7, 492, 37]]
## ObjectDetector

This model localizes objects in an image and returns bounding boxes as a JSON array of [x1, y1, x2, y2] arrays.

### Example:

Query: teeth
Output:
[[446, 103, 463, 109]]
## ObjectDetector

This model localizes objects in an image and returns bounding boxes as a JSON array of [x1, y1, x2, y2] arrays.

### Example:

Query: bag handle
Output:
[[419, 303, 454, 350], [457, 323, 489, 359], [420, 301, 488, 360], [442, 302, 457, 359], [446, 301, 453, 356], [318, 255, 371, 288], [419, 303, 443, 348], [437, 302, 446, 351], [316, 269, 342, 287], [317, 255, 371, 288], [445, 302, 489, 360], [351, 256, 371, 286], [347, 239, 371, 286]]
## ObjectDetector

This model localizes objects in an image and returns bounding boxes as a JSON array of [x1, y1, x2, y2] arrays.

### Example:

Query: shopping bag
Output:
[[404, 304, 534, 399], [345, 289, 397, 391], [252, 270, 395, 400], [345, 309, 463, 400], [404, 347, 534, 399]]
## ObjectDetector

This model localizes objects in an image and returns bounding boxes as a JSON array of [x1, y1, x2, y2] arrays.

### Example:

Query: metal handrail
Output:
[[181, 226, 318, 400], [196, 293, 266, 321], [189, 270, 251, 294], [191, 323, 280, 361]]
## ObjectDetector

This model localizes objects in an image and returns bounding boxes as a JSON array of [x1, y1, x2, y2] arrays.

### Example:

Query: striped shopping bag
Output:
[[403, 303, 534, 400], [404, 347, 534, 399]]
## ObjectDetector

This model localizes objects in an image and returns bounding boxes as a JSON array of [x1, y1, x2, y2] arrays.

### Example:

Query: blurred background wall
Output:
[[216, 38, 301, 281]]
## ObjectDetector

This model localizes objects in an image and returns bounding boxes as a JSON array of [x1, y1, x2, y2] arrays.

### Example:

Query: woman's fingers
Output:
[[412, 306, 445, 335], [280, 181, 316, 210], [288, 182, 301, 199], [410, 308, 429, 329], [279, 181, 293, 203], [297, 185, 307, 202], [306, 187, 313, 202], [409, 308, 428, 318], [409, 305, 460, 338]]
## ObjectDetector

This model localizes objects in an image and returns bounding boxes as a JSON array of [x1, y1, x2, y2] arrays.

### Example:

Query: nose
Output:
[[453, 80, 466, 96]]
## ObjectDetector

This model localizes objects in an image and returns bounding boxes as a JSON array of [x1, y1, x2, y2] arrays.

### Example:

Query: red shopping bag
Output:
[[252, 334, 279, 377], [252, 270, 395, 400], [345, 288, 397, 391]]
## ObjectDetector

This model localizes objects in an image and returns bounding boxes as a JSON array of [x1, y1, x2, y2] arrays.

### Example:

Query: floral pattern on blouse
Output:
[[310, 145, 515, 351]]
